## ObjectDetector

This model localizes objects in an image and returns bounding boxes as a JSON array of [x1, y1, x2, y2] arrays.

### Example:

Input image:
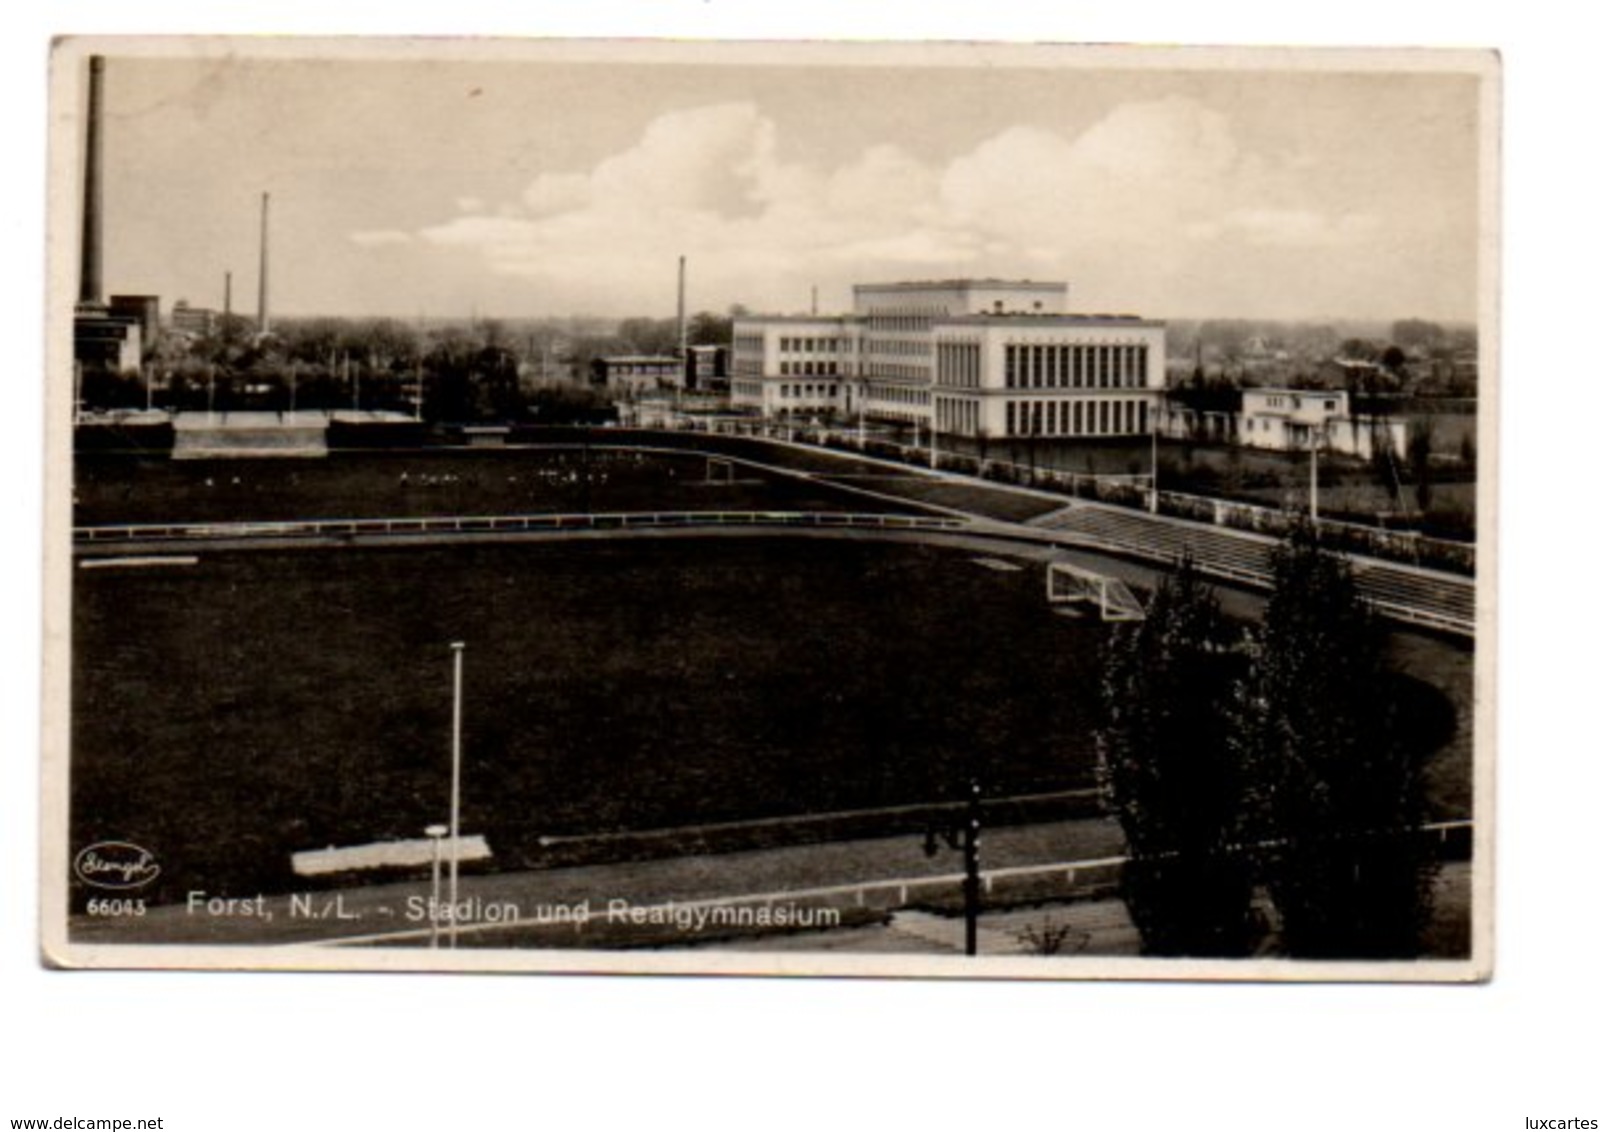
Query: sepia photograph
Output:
[[43, 36, 1496, 978]]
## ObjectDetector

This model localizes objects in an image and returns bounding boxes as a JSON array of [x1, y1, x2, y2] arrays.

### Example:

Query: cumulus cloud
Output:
[[406, 96, 1402, 313]]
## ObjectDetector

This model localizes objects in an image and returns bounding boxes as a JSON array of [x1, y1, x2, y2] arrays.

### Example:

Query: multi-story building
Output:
[[590, 354, 684, 397], [730, 279, 1166, 439], [109, 294, 161, 352], [685, 344, 729, 392], [73, 311, 141, 374], [169, 300, 217, 337]]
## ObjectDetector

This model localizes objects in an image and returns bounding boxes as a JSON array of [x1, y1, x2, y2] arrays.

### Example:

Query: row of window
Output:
[[780, 383, 837, 401], [1003, 343, 1149, 391], [1254, 394, 1339, 412], [935, 341, 982, 388], [863, 338, 926, 357], [864, 309, 942, 333], [869, 384, 930, 408], [865, 364, 928, 383], [1005, 397, 1150, 438], [935, 397, 980, 436], [779, 336, 840, 354], [779, 361, 840, 376]]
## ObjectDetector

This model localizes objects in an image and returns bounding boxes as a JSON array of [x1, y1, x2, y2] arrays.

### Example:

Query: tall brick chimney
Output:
[[78, 55, 105, 310]]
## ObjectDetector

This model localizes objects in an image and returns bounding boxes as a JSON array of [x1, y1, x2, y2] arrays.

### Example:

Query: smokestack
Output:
[[676, 255, 687, 358], [224, 271, 232, 322], [257, 192, 271, 334], [811, 285, 818, 317], [78, 56, 106, 309]]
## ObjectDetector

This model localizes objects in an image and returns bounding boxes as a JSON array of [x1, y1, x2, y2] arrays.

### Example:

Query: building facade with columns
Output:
[[729, 279, 1166, 440]]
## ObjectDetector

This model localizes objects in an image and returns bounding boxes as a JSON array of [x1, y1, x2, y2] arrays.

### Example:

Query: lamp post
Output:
[[448, 641, 465, 948], [424, 823, 448, 949], [923, 780, 984, 956], [1149, 409, 1160, 514]]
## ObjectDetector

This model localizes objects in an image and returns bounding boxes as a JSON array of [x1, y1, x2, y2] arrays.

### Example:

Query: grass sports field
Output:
[[73, 446, 917, 527], [73, 537, 1117, 907], [70, 443, 1471, 917]]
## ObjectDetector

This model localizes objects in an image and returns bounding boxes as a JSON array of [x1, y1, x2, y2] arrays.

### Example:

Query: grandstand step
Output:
[[1025, 503, 1475, 633]]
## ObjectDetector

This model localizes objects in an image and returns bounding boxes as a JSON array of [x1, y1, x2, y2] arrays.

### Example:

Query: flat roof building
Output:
[[1161, 386, 1406, 462], [109, 294, 161, 350], [731, 279, 1166, 440], [170, 300, 217, 338], [591, 354, 685, 396]]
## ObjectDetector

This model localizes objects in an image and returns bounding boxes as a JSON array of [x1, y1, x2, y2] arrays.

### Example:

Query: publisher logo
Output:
[[74, 842, 161, 891]]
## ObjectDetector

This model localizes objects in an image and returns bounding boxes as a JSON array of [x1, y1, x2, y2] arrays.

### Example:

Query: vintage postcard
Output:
[[42, 37, 1497, 978]]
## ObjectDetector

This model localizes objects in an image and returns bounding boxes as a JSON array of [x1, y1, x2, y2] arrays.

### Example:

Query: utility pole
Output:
[[257, 192, 271, 335], [448, 641, 465, 949], [1309, 429, 1319, 522], [425, 824, 447, 950], [924, 780, 984, 956], [676, 255, 688, 359]]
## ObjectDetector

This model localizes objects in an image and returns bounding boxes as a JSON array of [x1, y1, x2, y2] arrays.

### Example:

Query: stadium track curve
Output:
[[72, 439, 1475, 638]]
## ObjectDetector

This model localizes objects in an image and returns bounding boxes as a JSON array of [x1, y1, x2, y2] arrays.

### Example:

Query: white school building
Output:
[[730, 280, 1167, 440]]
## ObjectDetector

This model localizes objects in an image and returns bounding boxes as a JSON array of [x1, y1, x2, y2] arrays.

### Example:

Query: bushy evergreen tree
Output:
[[1237, 522, 1437, 958], [1099, 559, 1258, 956]]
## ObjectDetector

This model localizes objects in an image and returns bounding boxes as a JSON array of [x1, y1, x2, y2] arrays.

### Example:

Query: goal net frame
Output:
[[1045, 561, 1146, 622]]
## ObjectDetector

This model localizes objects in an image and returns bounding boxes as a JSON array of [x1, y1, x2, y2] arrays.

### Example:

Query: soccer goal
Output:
[[704, 457, 737, 485], [1045, 560, 1146, 622]]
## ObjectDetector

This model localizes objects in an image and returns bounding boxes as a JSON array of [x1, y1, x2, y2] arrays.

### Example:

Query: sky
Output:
[[79, 43, 1488, 324]]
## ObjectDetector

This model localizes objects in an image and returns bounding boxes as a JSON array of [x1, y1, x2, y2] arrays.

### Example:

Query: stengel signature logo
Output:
[[73, 842, 161, 890]]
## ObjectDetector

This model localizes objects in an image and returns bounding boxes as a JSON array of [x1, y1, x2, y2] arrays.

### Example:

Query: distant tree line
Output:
[[78, 309, 739, 423], [1169, 318, 1479, 399]]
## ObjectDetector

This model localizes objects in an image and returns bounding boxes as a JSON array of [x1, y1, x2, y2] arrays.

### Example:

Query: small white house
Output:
[[1240, 389, 1405, 461]]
